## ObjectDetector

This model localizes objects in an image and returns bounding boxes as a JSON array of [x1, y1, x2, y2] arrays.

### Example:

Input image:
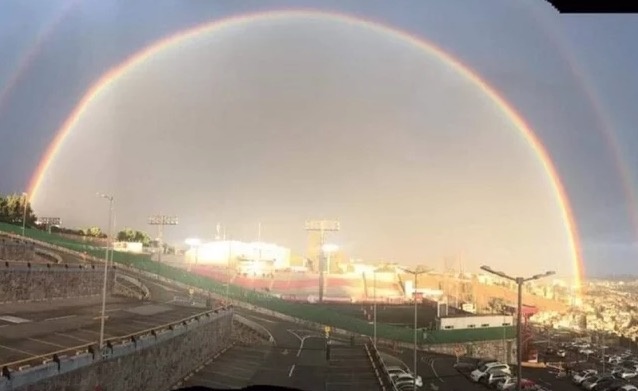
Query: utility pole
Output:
[[400, 266, 428, 391], [305, 220, 340, 303], [97, 193, 114, 350], [21, 192, 28, 236], [148, 215, 178, 278]]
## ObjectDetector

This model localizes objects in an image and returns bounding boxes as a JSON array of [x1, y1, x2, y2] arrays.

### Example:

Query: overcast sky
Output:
[[1, 0, 637, 278]]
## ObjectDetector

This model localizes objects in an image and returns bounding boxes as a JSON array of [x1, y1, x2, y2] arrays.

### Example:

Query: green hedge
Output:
[[0, 222, 515, 344]]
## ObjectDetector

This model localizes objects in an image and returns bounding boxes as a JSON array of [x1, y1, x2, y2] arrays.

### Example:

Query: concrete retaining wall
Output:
[[0, 238, 34, 262], [0, 308, 233, 391], [0, 266, 114, 303]]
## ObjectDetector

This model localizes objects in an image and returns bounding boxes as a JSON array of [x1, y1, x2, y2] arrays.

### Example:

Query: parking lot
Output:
[[376, 346, 638, 391]]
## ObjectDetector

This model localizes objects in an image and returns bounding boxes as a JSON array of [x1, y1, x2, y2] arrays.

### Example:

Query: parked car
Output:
[[479, 370, 510, 388], [497, 378, 535, 390], [573, 369, 599, 385], [612, 367, 638, 379], [391, 373, 423, 388], [454, 358, 497, 372], [596, 381, 631, 391], [470, 362, 511, 383], [583, 374, 617, 390]]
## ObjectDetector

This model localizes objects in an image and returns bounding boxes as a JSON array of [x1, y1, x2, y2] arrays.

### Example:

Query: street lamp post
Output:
[[226, 236, 232, 301], [480, 266, 555, 391], [373, 269, 377, 347], [401, 267, 428, 391], [97, 193, 114, 350], [21, 192, 28, 236]]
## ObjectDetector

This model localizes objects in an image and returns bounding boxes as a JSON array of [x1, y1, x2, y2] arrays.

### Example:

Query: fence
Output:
[[0, 222, 516, 345]]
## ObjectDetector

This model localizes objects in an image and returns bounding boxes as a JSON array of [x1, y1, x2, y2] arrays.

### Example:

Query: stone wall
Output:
[[0, 265, 114, 303], [1, 309, 233, 391], [0, 238, 34, 262]]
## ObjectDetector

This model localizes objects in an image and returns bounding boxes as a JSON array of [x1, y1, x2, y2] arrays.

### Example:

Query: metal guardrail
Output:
[[364, 341, 389, 391], [0, 306, 229, 375], [366, 339, 399, 391]]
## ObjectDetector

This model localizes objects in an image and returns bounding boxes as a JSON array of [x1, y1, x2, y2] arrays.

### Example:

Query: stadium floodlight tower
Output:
[[399, 266, 428, 391], [148, 214, 179, 277], [96, 193, 114, 350], [480, 265, 555, 391], [305, 220, 340, 303], [38, 217, 61, 234]]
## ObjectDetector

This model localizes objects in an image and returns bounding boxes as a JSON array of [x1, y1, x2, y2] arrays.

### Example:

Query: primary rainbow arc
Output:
[[25, 9, 584, 289]]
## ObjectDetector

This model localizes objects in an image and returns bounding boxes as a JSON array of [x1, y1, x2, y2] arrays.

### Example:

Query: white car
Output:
[[480, 370, 510, 387], [391, 373, 423, 388], [394, 378, 422, 389], [613, 367, 638, 379], [618, 386, 638, 391], [572, 369, 598, 384], [470, 362, 511, 382]]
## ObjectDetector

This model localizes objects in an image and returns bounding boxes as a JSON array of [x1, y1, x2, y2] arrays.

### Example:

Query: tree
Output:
[[84, 226, 104, 238], [116, 228, 151, 245], [0, 193, 37, 226]]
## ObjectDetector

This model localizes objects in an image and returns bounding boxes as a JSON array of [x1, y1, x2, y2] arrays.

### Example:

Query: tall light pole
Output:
[[21, 192, 28, 236], [401, 266, 428, 391], [110, 209, 116, 267], [480, 265, 555, 391], [226, 236, 232, 300], [373, 269, 377, 347], [97, 193, 114, 350], [148, 215, 179, 277], [305, 220, 340, 303]]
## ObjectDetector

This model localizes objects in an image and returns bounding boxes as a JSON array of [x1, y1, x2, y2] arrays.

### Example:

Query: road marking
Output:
[[54, 333, 92, 343], [45, 315, 77, 321], [105, 308, 123, 313], [289, 364, 296, 377], [28, 337, 67, 349], [80, 329, 112, 337], [287, 330, 305, 357], [0, 315, 30, 324], [0, 343, 37, 356], [92, 316, 110, 320], [0, 325, 8, 329], [244, 314, 276, 324], [431, 358, 444, 382]]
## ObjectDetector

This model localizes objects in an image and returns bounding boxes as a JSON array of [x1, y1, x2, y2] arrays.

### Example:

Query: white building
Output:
[[185, 240, 290, 270]]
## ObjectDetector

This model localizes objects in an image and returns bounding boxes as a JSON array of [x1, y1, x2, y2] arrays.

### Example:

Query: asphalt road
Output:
[[0, 273, 212, 366], [178, 309, 383, 391]]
